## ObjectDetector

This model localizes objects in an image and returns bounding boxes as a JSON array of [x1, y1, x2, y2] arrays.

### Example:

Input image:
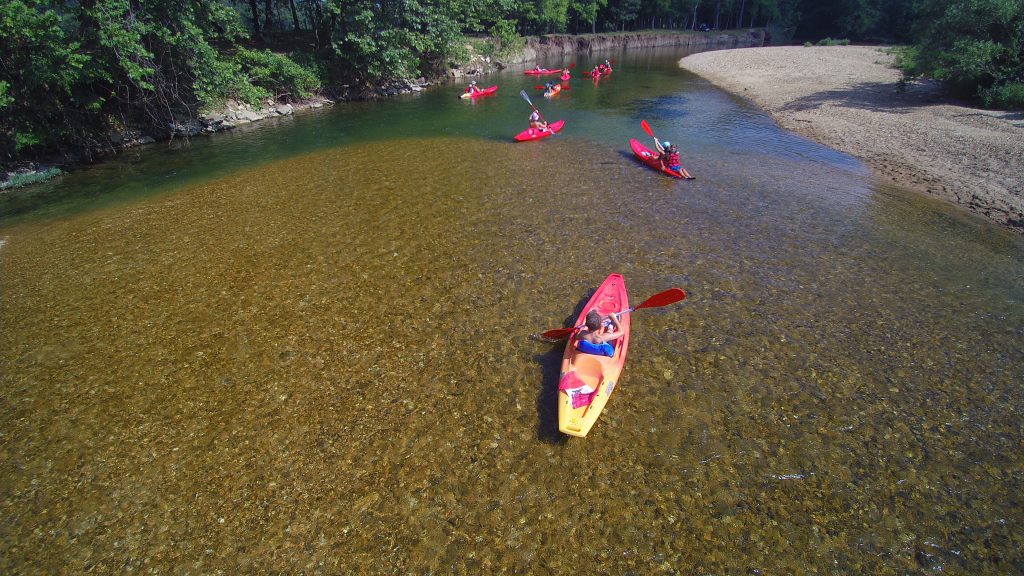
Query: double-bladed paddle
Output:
[[541, 288, 687, 340]]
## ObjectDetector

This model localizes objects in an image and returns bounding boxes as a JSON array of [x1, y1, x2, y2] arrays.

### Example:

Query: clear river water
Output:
[[1, 49, 1022, 574]]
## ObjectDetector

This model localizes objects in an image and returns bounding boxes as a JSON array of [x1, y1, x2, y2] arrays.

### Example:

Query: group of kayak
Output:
[[469, 64, 692, 437], [463, 60, 694, 180]]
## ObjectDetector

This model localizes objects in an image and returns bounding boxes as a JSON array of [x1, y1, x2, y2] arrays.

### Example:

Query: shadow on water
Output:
[[533, 346, 567, 444], [534, 292, 596, 443]]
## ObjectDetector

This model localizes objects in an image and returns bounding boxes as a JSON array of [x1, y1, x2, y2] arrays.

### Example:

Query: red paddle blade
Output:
[[541, 326, 576, 340], [569, 63, 576, 69], [641, 119, 655, 137], [634, 288, 686, 310], [535, 85, 546, 90]]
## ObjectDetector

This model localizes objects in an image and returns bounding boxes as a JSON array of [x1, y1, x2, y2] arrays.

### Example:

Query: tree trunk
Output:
[[289, 0, 301, 30], [692, 2, 699, 29], [263, 0, 273, 36], [737, 0, 745, 28], [248, 0, 262, 38]]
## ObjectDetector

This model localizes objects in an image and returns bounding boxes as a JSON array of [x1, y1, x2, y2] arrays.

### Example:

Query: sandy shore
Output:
[[680, 46, 1023, 233]]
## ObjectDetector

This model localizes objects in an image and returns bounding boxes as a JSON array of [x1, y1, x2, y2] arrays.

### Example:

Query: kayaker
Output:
[[529, 109, 547, 131], [467, 80, 480, 94], [577, 310, 623, 357], [655, 140, 682, 173], [603, 59, 612, 71]]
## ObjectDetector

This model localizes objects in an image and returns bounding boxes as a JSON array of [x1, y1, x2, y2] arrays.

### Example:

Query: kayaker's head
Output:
[[470, 80, 476, 85], [662, 141, 671, 149], [585, 310, 603, 331]]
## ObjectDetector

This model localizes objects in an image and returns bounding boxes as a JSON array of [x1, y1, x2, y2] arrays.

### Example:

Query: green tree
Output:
[[907, 0, 1024, 107], [570, 0, 608, 33], [536, 0, 571, 31], [608, 0, 641, 30], [0, 0, 93, 157]]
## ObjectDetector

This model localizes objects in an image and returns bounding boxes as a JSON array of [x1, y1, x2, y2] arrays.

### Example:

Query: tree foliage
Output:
[[903, 0, 1024, 108], [2, 0, 1021, 164]]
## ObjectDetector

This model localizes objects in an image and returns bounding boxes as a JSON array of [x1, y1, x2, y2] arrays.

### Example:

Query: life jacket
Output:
[[664, 150, 681, 168]]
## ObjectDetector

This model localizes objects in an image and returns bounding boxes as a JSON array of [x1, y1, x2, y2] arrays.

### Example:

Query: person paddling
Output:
[[467, 80, 480, 94], [577, 310, 624, 357], [529, 109, 548, 131], [655, 140, 682, 173]]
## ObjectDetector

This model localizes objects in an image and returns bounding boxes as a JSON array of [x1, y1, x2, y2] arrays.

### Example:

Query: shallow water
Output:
[[2, 50, 1023, 574]]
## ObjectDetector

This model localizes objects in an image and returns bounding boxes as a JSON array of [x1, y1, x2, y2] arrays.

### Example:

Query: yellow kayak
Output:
[[557, 273, 631, 437]]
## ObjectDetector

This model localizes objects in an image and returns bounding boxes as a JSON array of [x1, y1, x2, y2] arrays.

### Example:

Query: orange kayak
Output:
[[557, 273, 631, 437]]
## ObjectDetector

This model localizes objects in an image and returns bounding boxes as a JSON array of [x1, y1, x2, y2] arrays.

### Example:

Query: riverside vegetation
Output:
[[1, 0, 1021, 182]]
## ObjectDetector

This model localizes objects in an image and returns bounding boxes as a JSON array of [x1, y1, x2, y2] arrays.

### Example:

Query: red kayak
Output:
[[524, 68, 562, 75], [629, 139, 693, 179], [460, 85, 498, 99], [514, 120, 565, 142]]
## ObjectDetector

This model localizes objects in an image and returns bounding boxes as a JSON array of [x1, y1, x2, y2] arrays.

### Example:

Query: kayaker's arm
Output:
[[597, 313, 624, 343]]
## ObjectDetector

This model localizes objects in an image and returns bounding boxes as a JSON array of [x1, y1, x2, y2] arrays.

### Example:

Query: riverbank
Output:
[[454, 29, 764, 78], [2, 30, 763, 192], [680, 46, 1023, 233]]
